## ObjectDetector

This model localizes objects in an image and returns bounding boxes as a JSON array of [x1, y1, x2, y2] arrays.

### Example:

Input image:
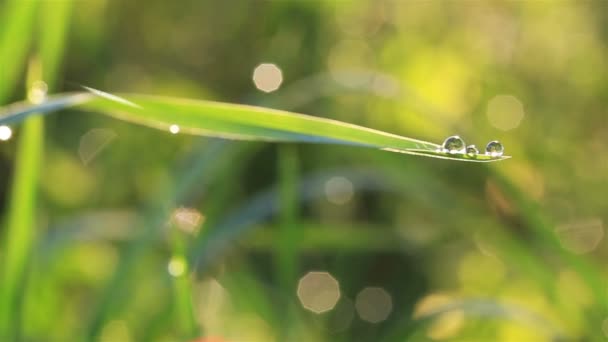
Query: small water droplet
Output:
[[485, 140, 504, 157], [441, 135, 466, 154], [28, 80, 48, 104], [466, 145, 479, 157]]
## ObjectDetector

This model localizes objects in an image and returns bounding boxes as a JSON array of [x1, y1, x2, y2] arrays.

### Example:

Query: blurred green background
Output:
[[1, 0, 607, 341]]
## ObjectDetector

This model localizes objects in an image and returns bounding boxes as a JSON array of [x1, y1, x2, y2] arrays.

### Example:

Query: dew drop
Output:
[[441, 135, 466, 154], [485, 140, 504, 157], [466, 145, 479, 157]]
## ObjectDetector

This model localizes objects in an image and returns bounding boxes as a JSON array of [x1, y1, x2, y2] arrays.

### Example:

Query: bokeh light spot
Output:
[[252, 63, 283, 93], [555, 218, 604, 254], [355, 287, 393, 323], [168, 256, 187, 277], [170, 124, 180, 134], [171, 207, 205, 234], [0, 126, 12, 141], [324, 176, 354, 205], [486, 94, 525, 131], [78, 128, 117, 165], [297, 271, 341, 314]]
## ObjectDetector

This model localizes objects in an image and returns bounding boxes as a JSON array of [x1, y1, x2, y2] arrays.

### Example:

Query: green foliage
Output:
[[0, 1, 606, 341]]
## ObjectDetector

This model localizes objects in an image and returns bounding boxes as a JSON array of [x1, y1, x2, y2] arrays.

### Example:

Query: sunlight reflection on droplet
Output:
[[28, 80, 48, 104], [168, 256, 187, 277], [170, 124, 180, 134], [78, 128, 117, 165], [324, 176, 354, 205], [555, 218, 604, 254], [297, 271, 341, 314], [0, 126, 12, 141], [171, 207, 205, 234], [252, 63, 283, 93], [486, 94, 524, 131], [100, 320, 132, 342], [355, 287, 393, 323]]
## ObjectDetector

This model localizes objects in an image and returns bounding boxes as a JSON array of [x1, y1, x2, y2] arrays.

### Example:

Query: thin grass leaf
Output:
[[383, 298, 564, 341], [0, 92, 92, 124], [0, 91, 510, 162]]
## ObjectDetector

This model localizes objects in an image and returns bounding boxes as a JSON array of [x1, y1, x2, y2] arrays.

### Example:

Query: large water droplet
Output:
[[485, 140, 504, 157], [466, 145, 479, 157], [441, 135, 466, 154]]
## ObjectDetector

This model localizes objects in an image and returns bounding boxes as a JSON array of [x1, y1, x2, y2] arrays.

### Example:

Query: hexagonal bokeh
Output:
[[297, 271, 341, 314]]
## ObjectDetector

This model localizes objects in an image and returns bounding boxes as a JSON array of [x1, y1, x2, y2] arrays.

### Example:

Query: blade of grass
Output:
[[39, 0, 73, 88], [0, 1, 71, 338], [0, 2, 41, 336], [276, 145, 299, 290], [275, 144, 300, 339], [0, 59, 44, 340], [383, 298, 564, 341], [168, 228, 199, 339], [0, 0, 38, 103], [0, 91, 510, 162]]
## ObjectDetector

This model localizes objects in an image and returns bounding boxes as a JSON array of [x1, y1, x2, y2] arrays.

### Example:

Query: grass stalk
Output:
[[169, 226, 200, 339], [0, 58, 44, 340]]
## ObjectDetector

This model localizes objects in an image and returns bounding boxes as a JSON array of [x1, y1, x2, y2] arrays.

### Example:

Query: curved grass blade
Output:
[[0, 90, 510, 162], [0, 92, 92, 124], [383, 298, 564, 341]]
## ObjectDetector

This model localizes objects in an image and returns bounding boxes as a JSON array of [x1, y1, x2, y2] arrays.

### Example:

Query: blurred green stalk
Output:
[[0, 0, 38, 102], [0, 60, 44, 340], [276, 144, 300, 290], [169, 228, 200, 339], [0, 1, 72, 339], [275, 144, 300, 338]]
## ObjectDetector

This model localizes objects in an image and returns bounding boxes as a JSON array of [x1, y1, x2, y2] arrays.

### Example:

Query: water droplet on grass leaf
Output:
[[466, 145, 479, 157], [485, 141, 504, 157], [441, 135, 466, 154]]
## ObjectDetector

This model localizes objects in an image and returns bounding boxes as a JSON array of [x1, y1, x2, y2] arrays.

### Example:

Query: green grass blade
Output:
[[383, 298, 564, 341], [0, 91, 511, 162], [0, 92, 91, 124], [0, 114, 43, 339], [0, 1, 73, 339], [276, 145, 299, 288], [0, 0, 39, 103]]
